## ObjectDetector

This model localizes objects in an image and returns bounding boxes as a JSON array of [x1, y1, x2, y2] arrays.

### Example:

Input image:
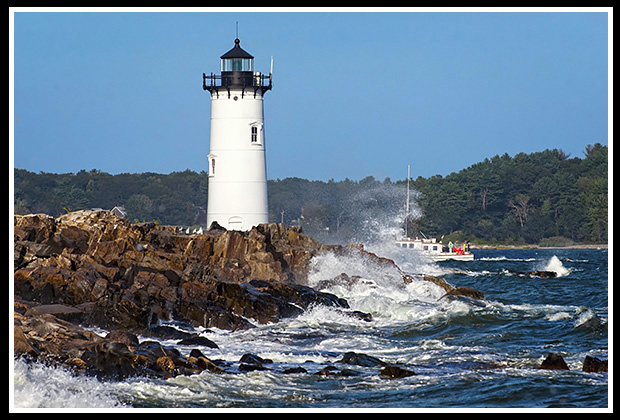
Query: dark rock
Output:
[[282, 366, 308, 374], [314, 365, 339, 376], [180, 278, 353, 331], [421, 275, 485, 302], [539, 352, 569, 370], [239, 363, 269, 372], [449, 286, 485, 300], [208, 221, 226, 233], [25, 304, 84, 324], [14, 301, 225, 381], [135, 341, 171, 359], [421, 275, 454, 293], [105, 330, 139, 348], [338, 351, 388, 367], [14, 325, 40, 359], [312, 365, 357, 377], [84, 341, 138, 380], [380, 365, 416, 379], [509, 270, 559, 278], [177, 335, 219, 349], [240, 353, 273, 365], [193, 356, 226, 374], [148, 325, 193, 340], [238, 353, 272, 372], [341, 309, 373, 322], [189, 348, 207, 359], [83, 299, 150, 333], [582, 355, 608, 372], [438, 286, 485, 302], [336, 368, 357, 377], [526, 270, 558, 278], [14, 241, 57, 269], [14, 308, 99, 363], [14, 214, 56, 243]]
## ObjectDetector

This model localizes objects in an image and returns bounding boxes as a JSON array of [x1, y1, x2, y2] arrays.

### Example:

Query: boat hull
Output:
[[427, 252, 474, 262]]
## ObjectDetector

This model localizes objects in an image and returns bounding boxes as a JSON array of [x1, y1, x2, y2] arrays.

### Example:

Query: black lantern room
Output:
[[203, 38, 272, 98]]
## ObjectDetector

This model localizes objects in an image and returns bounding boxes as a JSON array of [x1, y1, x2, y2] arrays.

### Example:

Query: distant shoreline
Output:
[[471, 243, 608, 250]]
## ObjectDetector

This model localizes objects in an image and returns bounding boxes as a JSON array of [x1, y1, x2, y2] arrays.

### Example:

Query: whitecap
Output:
[[574, 307, 602, 329], [545, 312, 572, 321], [479, 256, 536, 262]]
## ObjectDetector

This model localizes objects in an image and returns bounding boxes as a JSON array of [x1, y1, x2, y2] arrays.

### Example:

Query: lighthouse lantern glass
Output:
[[221, 58, 253, 72]]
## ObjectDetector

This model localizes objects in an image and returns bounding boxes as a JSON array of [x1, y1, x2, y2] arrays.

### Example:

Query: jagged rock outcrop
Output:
[[13, 301, 225, 380], [14, 210, 353, 333]]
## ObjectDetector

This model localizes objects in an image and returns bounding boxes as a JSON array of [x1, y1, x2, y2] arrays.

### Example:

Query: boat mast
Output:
[[405, 165, 410, 238]]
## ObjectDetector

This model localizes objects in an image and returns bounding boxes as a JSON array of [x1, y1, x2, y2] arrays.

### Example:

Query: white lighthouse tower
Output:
[[203, 38, 272, 231]]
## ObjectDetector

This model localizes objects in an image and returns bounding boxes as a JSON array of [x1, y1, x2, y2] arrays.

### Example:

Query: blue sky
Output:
[[11, 8, 610, 182]]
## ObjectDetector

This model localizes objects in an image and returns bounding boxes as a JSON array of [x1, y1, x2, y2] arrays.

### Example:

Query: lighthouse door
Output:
[[228, 216, 244, 231]]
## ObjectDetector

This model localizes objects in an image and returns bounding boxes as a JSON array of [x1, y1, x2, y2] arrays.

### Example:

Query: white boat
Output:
[[396, 236, 474, 262], [396, 165, 474, 262]]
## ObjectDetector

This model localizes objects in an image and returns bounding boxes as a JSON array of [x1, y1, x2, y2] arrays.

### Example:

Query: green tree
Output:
[[125, 194, 153, 222]]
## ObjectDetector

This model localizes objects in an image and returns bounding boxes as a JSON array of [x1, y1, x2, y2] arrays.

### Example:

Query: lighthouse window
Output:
[[249, 123, 263, 145], [208, 155, 216, 177]]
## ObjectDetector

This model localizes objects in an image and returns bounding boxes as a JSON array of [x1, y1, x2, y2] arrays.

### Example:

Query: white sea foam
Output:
[[305, 245, 477, 328], [12, 358, 127, 409]]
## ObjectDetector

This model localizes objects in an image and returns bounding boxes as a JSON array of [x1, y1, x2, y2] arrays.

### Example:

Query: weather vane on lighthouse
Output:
[[203, 35, 273, 231]]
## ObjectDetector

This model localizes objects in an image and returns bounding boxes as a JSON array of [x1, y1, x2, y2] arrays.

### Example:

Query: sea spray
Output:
[[339, 179, 422, 246], [542, 255, 571, 277], [336, 179, 450, 279]]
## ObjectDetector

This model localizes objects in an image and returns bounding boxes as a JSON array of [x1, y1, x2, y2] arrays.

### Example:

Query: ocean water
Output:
[[13, 247, 609, 410]]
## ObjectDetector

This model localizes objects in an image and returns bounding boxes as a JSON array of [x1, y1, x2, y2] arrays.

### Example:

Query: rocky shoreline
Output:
[[13, 210, 607, 382], [12, 210, 422, 380]]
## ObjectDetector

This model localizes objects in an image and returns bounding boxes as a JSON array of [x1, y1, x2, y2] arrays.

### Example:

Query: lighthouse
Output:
[[203, 38, 272, 231]]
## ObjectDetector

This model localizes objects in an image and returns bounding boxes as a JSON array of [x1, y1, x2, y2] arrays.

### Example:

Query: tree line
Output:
[[13, 143, 607, 246]]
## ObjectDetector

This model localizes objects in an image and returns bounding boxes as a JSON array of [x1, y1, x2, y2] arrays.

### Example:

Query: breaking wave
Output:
[[542, 255, 571, 277], [13, 358, 127, 409]]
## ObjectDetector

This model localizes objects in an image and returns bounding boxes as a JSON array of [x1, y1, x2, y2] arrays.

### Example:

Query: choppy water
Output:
[[13, 247, 609, 410]]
